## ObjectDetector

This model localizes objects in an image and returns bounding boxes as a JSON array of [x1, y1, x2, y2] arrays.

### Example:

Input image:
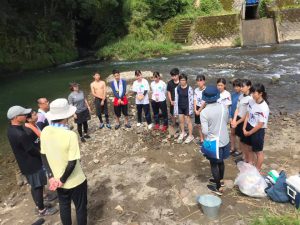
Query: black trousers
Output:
[[210, 161, 225, 189], [31, 186, 44, 210], [136, 104, 151, 124], [77, 122, 88, 137], [151, 100, 168, 126], [94, 98, 109, 124], [57, 180, 87, 225]]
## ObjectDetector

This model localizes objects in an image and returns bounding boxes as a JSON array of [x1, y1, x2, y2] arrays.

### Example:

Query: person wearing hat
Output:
[[6, 106, 58, 216], [200, 86, 230, 196], [68, 82, 91, 142], [40, 98, 87, 225]]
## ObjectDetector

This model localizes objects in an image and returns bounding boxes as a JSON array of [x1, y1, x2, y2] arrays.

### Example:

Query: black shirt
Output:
[[167, 80, 179, 101], [7, 125, 42, 175], [178, 85, 189, 108]]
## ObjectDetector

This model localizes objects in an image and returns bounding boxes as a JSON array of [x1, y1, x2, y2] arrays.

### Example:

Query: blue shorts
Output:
[[178, 106, 189, 116], [206, 143, 230, 163]]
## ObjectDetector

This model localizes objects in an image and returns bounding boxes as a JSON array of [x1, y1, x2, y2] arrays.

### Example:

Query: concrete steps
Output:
[[172, 20, 193, 44]]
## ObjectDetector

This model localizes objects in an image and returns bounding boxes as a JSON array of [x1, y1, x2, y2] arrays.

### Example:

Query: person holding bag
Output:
[[200, 86, 230, 196]]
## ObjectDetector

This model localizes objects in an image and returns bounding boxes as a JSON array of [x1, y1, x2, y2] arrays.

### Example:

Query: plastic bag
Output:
[[234, 161, 268, 198]]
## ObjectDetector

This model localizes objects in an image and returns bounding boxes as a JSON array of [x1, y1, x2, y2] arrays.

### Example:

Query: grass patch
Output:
[[251, 209, 300, 225], [96, 36, 182, 60]]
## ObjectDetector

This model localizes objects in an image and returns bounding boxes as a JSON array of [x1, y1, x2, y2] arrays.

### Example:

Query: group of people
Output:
[[6, 67, 270, 224]]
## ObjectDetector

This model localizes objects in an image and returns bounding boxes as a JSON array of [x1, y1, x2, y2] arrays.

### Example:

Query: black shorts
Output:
[[243, 123, 265, 152], [75, 109, 91, 124], [178, 106, 189, 116], [195, 105, 201, 124], [114, 104, 128, 117], [169, 104, 174, 116], [235, 116, 244, 138], [25, 169, 47, 188]]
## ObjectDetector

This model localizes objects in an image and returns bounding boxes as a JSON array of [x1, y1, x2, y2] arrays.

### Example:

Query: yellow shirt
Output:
[[41, 126, 86, 189]]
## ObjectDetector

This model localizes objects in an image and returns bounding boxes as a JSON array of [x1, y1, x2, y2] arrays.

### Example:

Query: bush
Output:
[[96, 36, 181, 60], [200, 0, 223, 14], [251, 212, 300, 225]]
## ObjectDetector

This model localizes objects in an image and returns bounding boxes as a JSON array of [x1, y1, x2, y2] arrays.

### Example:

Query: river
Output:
[[0, 42, 300, 195]]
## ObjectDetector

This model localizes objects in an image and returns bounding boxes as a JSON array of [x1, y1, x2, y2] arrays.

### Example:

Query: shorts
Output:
[[178, 106, 189, 116], [235, 116, 244, 138], [195, 105, 201, 124], [114, 104, 128, 117], [25, 168, 47, 188], [243, 123, 265, 152], [206, 143, 230, 163], [75, 108, 91, 124], [169, 104, 174, 116]]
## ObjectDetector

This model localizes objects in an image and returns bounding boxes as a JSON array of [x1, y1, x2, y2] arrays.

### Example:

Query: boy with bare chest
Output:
[[90, 72, 111, 129]]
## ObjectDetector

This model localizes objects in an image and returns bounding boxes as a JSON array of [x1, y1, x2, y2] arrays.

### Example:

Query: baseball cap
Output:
[[7, 106, 32, 120]]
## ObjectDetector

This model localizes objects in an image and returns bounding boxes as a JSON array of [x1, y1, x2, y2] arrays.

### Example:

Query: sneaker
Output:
[[43, 193, 57, 202], [207, 184, 223, 196], [209, 178, 225, 187], [115, 124, 121, 130], [154, 124, 160, 130], [125, 124, 131, 129], [80, 137, 86, 143], [232, 151, 242, 157], [160, 125, 168, 132], [136, 123, 142, 127], [39, 207, 58, 216], [177, 133, 186, 144], [84, 134, 91, 139], [106, 124, 112, 129], [99, 123, 105, 129], [184, 135, 194, 144], [148, 124, 153, 129], [34, 203, 53, 215]]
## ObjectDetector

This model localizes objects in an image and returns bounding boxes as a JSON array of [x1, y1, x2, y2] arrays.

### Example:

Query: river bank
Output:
[[0, 71, 299, 224]]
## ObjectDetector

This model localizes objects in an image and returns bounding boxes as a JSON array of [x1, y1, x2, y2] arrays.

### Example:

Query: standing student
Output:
[[132, 70, 152, 129], [194, 75, 206, 144], [41, 98, 87, 225], [167, 68, 180, 127], [174, 73, 194, 144], [200, 86, 230, 196], [68, 82, 91, 142], [231, 79, 253, 161], [36, 98, 50, 131], [150, 72, 168, 132], [90, 72, 111, 129], [243, 83, 269, 171], [217, 78, 232, 108], [110, 69, 131, 129], [230, 79, 242, 155], [7, 106, 58, 216]]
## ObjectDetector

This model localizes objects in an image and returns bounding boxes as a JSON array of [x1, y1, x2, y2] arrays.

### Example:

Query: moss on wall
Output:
[[219, 0, 234, 11], [194, 14, 240, 40]]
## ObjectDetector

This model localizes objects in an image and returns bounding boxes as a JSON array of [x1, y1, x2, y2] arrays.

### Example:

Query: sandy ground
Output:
[[0, 85, 299, 225]]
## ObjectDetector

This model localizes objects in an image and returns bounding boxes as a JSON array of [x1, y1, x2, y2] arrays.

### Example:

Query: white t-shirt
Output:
[[194, 87, 206, 107], [218, 90, 232, 107], [247, 99, 269, 128], [237, 94, 252, 118], [132, 78, 150, 105], [150, 80, 167, 102]]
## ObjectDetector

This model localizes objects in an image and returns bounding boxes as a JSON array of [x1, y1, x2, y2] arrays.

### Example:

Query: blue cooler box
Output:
[[286, 175, 300, 209]]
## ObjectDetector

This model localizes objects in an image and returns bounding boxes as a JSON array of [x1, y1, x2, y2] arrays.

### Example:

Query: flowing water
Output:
[[0, 42, 300, 194]]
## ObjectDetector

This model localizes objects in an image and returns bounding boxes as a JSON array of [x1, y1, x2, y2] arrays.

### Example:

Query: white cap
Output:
[[7, 106, 32, 120]]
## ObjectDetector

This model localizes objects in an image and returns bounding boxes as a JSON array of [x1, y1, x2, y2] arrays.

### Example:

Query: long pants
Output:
[[136, 104, 151, 125], [209, 161, 225, 189], [94, 98, 109, 124], [57, 180, 87, 225], [31, 186, 44, 210], [77, 122, 88, 137], [151, 100, 168, 126]]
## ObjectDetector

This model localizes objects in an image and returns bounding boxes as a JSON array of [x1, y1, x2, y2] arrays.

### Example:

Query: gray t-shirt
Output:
[[200, 103, 229, 147], [68, 91, 87, 113]]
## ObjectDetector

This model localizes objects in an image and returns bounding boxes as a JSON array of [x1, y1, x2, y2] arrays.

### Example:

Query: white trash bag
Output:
[[234, 161, 267, 198]]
